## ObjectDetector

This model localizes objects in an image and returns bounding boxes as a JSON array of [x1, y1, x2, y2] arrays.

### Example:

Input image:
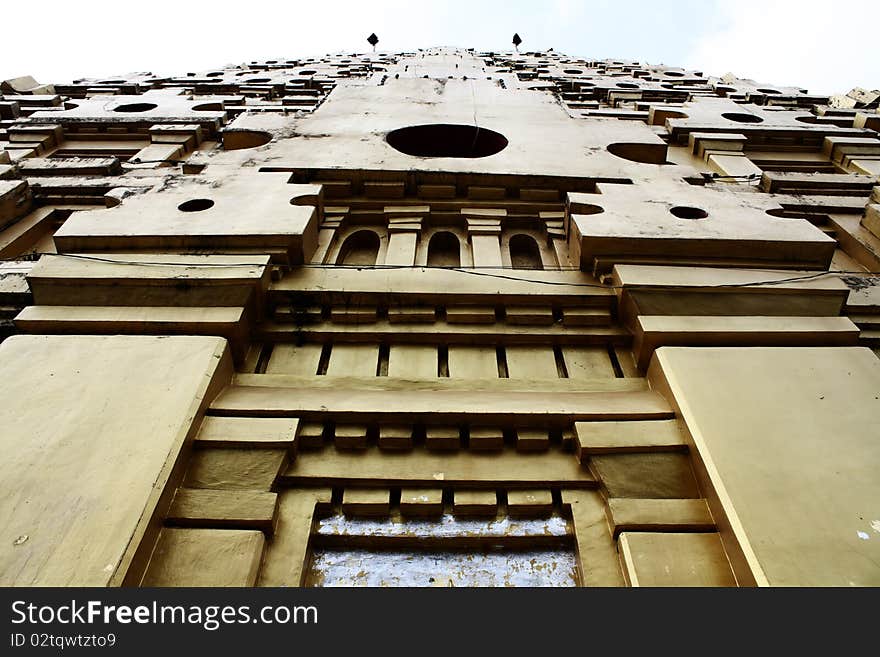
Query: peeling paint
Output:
[[308, 548, 578, 587], [316, 513, 571, 538]]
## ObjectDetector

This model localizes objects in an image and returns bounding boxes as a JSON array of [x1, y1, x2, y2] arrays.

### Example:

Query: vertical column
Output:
[[384, 205, 428, 266], [464, 208, 506, 267], [310, 213, 344, 264]]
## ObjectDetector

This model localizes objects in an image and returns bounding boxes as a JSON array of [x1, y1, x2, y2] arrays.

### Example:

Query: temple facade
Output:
[[1, 48, 878, 586]]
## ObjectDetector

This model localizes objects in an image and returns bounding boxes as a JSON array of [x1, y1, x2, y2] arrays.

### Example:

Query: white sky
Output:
[[2, 0, 877, 95]]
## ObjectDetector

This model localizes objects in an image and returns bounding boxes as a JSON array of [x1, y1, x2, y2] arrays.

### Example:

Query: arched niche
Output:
[[337, 230, 380, 266], [426, 231, 461, 267], [509, 234, 544, 270]]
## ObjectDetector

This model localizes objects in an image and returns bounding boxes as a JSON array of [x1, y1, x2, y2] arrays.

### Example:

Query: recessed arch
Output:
[[509, 234, 544, 270], [426, 231, 461, 267], [337, 230, 380, 266]]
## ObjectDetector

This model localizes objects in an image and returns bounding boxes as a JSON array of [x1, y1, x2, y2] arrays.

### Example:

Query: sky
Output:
[[2, 0, 878, 95]]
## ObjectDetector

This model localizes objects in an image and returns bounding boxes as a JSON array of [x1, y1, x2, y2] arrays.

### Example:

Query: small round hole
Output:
[[670, 206, 708, 220], [722, 112, 764, 124], [113, 103, 157, 113], [570, 202, 604, 215], [178, 199, 214, 212]]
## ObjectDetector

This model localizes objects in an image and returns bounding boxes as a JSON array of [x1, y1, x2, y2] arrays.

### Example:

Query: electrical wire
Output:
[[9, 252, 879, 290]]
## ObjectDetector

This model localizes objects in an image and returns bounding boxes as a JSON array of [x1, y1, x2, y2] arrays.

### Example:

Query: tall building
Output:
[[1, 47, 878, 587]]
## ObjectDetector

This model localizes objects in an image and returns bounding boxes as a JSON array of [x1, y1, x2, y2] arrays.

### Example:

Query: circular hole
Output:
[[564, 69, 583, 74], [222, 129, 273, 150], [722, 112, 764, 124], [299, 70, 317, 75], [607, 142, 669, 165], [112, 102, 158, 113], [757, 88, 781, 94], [670, 206, 708, 220], [246, 77, 271, 83], [386, 124, 508, 158], [192, 102, 224, 112], [178, 199, 214, 212], [616, 82, 639, 89], [664, 71, 685, 77]]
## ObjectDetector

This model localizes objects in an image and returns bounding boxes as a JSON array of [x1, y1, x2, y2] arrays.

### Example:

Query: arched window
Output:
[[426, 231, 461, 267], [337, 230, 380, 266], [509, 234, 543, 270]]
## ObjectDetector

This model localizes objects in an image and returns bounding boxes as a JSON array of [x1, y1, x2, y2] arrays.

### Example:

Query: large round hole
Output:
[[192, 102, 224, 111], [607, 142, 669, 165], [246, 77, 271, 83], [564, 69, 583, 74], [670, 206, 708, 220], [222, 129, 273, 150], [757, 88, 781, 94], [178, 199, 214, 212], [299, 70, 317, 75], [113, 103, 157, 113], [722, 112, 764, 124], [386, 124, 508, 158]]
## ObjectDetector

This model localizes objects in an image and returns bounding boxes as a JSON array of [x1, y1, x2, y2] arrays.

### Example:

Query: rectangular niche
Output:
[[304, 513, 579, 587]]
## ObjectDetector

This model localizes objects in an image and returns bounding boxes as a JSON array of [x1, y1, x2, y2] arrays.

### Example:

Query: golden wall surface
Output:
[[1, 48, 878, 587]]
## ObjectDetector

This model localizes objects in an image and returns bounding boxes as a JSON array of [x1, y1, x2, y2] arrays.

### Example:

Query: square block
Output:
[[446, 305, 496, 324], [453, 490, 498, 517], [342, 489, 391, 517], [515, 429, 550, 452], [296, 421, 326, 448], [334, 424, 369, 450], [425, 426, 461, 451], [469, 427, 504, 451], [378, 425, 413, 450], [618, 532, 737, 587], [141, 528, 265, 587], [507, 489, 554, 517], [400, 488, 444, 517]]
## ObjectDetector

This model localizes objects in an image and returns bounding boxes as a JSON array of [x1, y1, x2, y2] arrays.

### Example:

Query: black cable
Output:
[[11, 253, 879, 290]]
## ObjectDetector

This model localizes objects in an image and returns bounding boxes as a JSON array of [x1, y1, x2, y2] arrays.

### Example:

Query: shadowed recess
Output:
[[386, 124, 508, 158]]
